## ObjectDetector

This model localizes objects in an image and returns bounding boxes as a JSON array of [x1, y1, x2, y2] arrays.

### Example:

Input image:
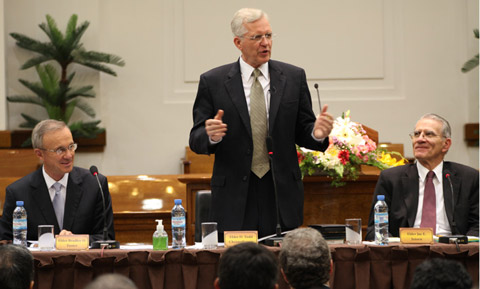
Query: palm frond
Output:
[[18, 79, 48, 99], [461, 54, 479, 73], [39, 15, 64, 45], [19, 113, 41, 129], [66, 85, 95, 100], [6, 95, 44, 106], [69, 120, 104, 139], [74, 49, 125, 66], [36, 64, 60, 94], [21, 55, 55, 70], [73, 60, 119, 76], [10, 33, 54, 57], [64, 99, 77, 123], [72, 99, 96, 117]]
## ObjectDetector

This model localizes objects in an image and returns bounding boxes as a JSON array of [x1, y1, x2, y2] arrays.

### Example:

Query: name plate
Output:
[[56, 234, 90, 250], [399, 228, 434, 244], [224, 231, 258, 247]]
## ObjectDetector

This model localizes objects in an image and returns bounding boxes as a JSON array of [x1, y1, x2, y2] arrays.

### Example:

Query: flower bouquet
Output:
[[297, 110, 406, 187]]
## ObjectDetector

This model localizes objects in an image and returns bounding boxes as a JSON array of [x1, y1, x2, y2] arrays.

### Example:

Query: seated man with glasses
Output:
[[366, 113, 479, 240], [0, 119, 115, 244]]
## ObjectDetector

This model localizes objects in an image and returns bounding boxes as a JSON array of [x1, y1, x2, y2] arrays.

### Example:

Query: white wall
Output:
[[3, 0, 479, 175]]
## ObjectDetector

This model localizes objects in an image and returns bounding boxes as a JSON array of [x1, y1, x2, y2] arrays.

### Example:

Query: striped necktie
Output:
[[249, 69, 270, 178], [52, 182, 64, 230]]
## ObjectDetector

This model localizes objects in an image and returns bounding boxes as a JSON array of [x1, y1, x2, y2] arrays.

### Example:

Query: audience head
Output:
[[279, 228, 332, 289], [0, 244, 35, 289], [215, 242, 279, 289], [32, 119, 76, 181], [84, 273, 138, 289], [410, 258, 472, 289], [411, 113, 452, 169]]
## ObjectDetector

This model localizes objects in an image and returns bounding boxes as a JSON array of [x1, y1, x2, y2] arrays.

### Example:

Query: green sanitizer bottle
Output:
[[153, 219, 168, 250]]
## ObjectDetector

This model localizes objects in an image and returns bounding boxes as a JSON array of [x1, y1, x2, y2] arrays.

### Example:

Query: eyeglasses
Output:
[[39, 143, 78, 155], [409, 131, 442, 140], [244, 32, 274, 42]]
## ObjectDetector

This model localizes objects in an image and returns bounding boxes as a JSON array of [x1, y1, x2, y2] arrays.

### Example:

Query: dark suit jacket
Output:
[[365, 162, 479, 240], [189, 59, 328, 234], [0, 166, 115, 244]]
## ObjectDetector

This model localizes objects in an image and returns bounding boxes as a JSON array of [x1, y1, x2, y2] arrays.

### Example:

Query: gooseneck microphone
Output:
[[264, 136, 283, 246], [445, 172, 457, 234], [314, 83, 322, 113], [90, 165, 120, 249], [438, 171, 467, 247]]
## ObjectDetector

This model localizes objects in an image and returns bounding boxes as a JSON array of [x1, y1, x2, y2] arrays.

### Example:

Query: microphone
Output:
[[314, 83, 322, 113], [439, 171, 467, 246], [89, 166, 120, 249], [264, 136, 283, 246]]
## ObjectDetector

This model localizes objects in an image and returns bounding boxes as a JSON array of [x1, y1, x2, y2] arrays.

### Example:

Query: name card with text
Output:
[[224, 231, 258, 247], [399, 228, 434, 244], [56, 235, 90, 250]]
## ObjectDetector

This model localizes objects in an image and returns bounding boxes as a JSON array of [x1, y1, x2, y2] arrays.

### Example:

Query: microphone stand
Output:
[[90, 166, 120, 249], [264, 137, 284, 246]]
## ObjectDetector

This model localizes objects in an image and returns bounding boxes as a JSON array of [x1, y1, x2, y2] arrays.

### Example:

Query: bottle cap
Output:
[[16, 201, 24, 206], [155, 219, 164, 232], [377, 195, 385, 201], [174, 199, 182, 205]]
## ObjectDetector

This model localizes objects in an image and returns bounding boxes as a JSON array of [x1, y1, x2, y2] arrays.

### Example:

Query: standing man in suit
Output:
[[0, 119, 115, 244], [366, 113, 479, 240], [189, 8, 333, 240]]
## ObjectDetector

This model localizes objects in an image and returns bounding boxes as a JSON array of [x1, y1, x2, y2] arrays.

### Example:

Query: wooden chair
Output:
[[0, 149, 41, 178], [182, 147, 214, 174]]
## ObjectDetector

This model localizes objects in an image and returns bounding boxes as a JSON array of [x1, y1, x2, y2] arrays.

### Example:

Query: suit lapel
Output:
[[403, 164, 420, 227], [29, 169, 60, 231], [268, 61, 286, 133], [225, 62, 252, 137], [63, 168, 83, 231]]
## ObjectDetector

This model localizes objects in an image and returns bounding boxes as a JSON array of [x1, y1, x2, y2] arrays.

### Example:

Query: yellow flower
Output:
[[378, 151, 405, 167]]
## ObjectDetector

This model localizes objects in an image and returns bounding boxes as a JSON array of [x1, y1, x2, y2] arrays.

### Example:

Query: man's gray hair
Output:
[[84, 274, 138, 289], [231, 8, 269, 37], [279, 228, 331, 289], [31, 119, 68, 149], [419, 113, 451, 138]]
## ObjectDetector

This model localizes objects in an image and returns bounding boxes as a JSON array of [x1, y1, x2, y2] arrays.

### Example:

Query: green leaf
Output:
[[6, 95, 44, 106], [461, 54, 479, 73], [64, 99, 78, 123], [21, 55, 54, 70], [19, 113, 40, 128], [73, 99, 96, 117], [18, 79, 48, 99], [66, 85, 95, 100]]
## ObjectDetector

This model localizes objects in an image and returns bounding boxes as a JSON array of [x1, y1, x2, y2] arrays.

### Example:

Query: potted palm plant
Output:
[[7, 14, 125, 146]]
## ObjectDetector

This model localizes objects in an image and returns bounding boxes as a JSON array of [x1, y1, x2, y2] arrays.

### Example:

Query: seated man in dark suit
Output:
[[366, 113, 479, 240], [0, 244, 35, 289], [279, 227, 332, 289], [214, 242, 279, 289], [0, 119, 115, 244]]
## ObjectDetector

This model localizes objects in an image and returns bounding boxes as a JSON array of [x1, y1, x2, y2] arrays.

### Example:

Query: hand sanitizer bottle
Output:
[[153, 219, 168, 250]]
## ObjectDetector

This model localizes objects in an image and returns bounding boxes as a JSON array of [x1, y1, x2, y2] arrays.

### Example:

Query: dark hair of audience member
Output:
[[217, 242, 279, 289], [0, 244, 35, 289], [410, 258, 472, 289]]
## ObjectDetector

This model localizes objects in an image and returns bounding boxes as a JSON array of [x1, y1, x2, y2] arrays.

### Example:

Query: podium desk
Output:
[[31, 243, 478, 289], [178, 173, 379, 245]]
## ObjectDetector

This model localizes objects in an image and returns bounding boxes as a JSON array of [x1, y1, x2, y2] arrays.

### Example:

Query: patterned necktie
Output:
[[421, 171, 436, 234], [249, 69, 270, 178], [52, 182, 64, 230]]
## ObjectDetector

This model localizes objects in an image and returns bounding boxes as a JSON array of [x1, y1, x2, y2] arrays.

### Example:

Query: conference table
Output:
[[31, 242, 478, 289]]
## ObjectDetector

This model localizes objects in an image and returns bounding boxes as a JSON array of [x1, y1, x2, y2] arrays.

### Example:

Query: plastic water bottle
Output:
[[374, 195, 389, 245], [13, 201, 27, 246], [171, 199, 186, 249]]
